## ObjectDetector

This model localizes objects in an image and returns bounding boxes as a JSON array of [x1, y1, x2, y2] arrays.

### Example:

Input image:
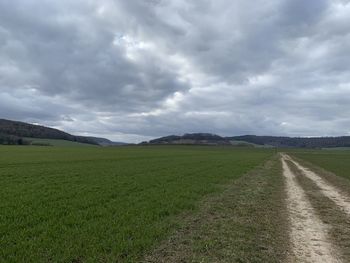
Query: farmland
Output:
[[0, 146, 272, 262], [2, 145, 350, 262], [24, 138, 97, 147]]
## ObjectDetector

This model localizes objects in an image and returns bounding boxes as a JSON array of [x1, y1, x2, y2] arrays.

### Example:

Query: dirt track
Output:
[[286, 156, 350, 217], [281, 154, 342, 263]]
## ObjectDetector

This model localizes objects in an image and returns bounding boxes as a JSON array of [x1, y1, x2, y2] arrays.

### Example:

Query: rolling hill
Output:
[[146, 133, 232, 145], [3, 118, 350, 148], [145, 133, 350, 148], [0, 119, 122, 146], [228, 135, 350, 148]]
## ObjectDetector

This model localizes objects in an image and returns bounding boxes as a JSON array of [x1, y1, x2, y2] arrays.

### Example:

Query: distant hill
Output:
[[0, 119, 123, 146], [3, 118, 350, 148], [85, 136, 129, 146], [145, 133, 350, 148], [145, 133, 232, 145], [0, 119, 98, 145], [228, 135, 350, 148]]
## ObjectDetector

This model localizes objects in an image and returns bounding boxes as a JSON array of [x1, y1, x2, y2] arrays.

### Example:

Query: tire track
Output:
[[281, 154, 341, 263], [285, 155, 350, 217]]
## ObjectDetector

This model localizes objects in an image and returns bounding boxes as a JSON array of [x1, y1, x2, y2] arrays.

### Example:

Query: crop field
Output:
[[24, 138, 96, 147], [3, 145, 350, 262], [0, 146, 272, 262]]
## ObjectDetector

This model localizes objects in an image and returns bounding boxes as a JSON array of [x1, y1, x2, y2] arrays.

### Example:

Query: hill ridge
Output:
[[0, 119, 123, 146], [145, 133, 350, 148]]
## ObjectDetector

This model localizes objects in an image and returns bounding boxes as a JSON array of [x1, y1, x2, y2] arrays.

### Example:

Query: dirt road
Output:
[[281, 154, 342, 263], [286, 155, 350, 217], [146, 154, 349, 262]]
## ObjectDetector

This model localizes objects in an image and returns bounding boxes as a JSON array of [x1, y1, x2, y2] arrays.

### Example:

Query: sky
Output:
[[1, 0, 350, 143]]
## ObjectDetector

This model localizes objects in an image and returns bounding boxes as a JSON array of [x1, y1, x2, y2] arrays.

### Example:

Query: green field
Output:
[[25, 137, 96, 147], [290, 149, 350, 180], [0, 146, 272, 262]]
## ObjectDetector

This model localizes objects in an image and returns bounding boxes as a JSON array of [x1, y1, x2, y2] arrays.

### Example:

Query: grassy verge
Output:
[[286, 160, 350, 261], [144, 155, 289, 263]]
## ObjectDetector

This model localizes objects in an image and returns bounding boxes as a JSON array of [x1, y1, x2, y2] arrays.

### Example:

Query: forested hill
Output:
[[146, 133, 232, 145], [228, 135, 350, 148], [3, 118, 350, 148], [145, 133, 350, 148], [0, 119, 97, 145]]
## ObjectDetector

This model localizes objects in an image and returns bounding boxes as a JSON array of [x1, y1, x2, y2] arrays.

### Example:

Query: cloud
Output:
[[1, 0, 350, 142]]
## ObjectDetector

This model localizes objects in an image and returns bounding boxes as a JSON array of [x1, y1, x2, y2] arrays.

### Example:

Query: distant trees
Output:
[[0, 133, 30, 145]]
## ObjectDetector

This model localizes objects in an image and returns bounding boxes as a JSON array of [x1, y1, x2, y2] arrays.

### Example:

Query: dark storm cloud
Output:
[[1, 0, 350, 142]]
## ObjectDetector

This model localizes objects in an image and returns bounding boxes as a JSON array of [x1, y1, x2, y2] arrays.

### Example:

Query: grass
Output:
[[0, 146, 272, 262], [25, 137, 96, 147], [289, 149, 350, 180], [145, 155, 289, 263]]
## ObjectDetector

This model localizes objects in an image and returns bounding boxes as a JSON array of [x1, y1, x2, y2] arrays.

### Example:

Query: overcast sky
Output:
[[1, 0, 350, 142]]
